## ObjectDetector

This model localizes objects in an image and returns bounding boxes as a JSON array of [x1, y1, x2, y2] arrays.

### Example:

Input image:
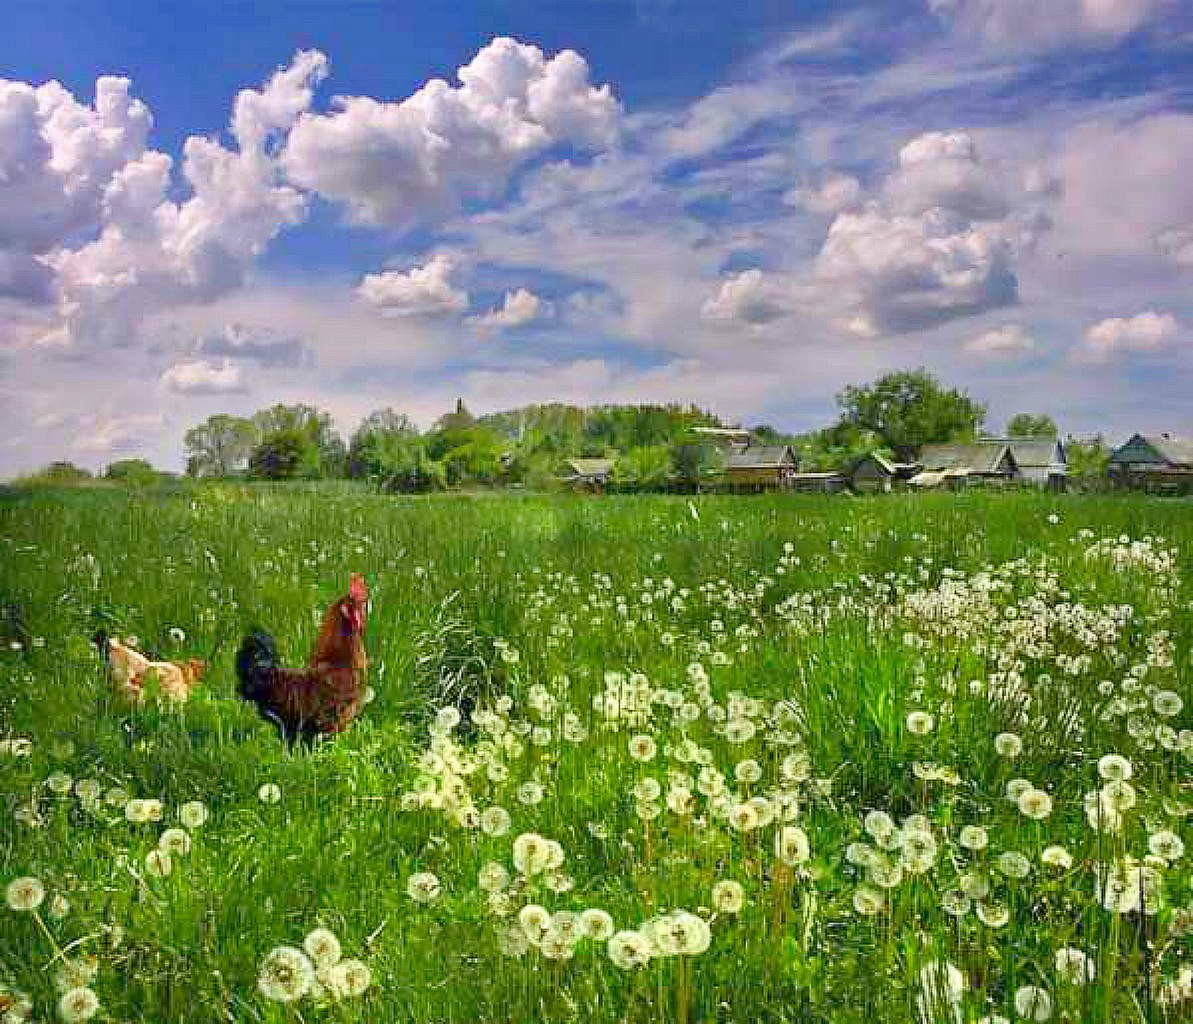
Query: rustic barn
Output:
[[558, 457, 616, 491], [1108, 434, 1193, 492], [912, 442, 1018, 489], [849, 453, 920, 493], [724, 445, 799, 490]]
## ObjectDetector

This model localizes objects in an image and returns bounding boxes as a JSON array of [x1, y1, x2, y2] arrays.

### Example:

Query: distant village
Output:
[[561, 429, 1193, 495]]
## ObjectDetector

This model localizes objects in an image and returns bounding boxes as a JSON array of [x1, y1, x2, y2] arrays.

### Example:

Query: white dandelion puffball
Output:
[[179, 800, 209, 829], [906, 711, 934, 735], [158, 828, 192, 857], [608, 930, 652, 969], [1014, 985, 1053, 1021], [304, 928, 342, 967], [258, 946, 315, 1003], [5, 876, 45, 912], [57, 986, 100, 1023], [406, 871, 441, 904], [712, 879, 745, 914], [258, 783, 282, 804], [144, 850, 173, 878], [328, 958, 371, 998]]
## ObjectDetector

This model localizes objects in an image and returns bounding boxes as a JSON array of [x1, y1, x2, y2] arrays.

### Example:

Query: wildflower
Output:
[[1041, 846, 1073, 870], [516, 782, 544, 805], [941, 889, 971, 917], [54, 956, 98, 992], [1097, 754, 1132, 781], [327, 958, 371, 998], [1149, 830, 1185, 861], [996, 851, 1031, 879], [158, 828, 191, 856], [258, 783, 282, 804], [57, 987, 100, 1023], [304, 928, 341, 967], [864, 811, 895, 842], [46, 772, 73, 795], [608, 930, 652, 969], [518, 904, 551, 944], [775, 825, 811, 865], [994, 732, 1022, 757], [579, 908, 615, 940], [179, 800, 209, 828], [480, 806, 511, 837], [5, 876, 45, 912], [1005, 778, 1033, 802], [1017, 788, 1053, 820], [1014, 985, 1053, 1021], [634, 778, 662, 802], [479, 861, 510, 892], [906, 711, 934, 735], [734, 759, 762, 785], [628, 735, 657, 761], [48, 893, 70, 919], [711, 880, 745, 914], [258, 946, 315, 1003], [406, 871, 441, 904], [1154, 691, 1183, 717], [513, 833, 553, 876], [497, 923, 530, 957], [958, 825, 988, 851], [144, 850, 172, 878], [1055, 947, 1094, 984]]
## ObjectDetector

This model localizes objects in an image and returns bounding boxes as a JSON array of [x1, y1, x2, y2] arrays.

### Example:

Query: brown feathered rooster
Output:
[[236, 574, 370, 745]]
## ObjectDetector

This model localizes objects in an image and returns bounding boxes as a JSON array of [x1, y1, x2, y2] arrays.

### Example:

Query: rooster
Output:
[[236, 573, 370, 745]]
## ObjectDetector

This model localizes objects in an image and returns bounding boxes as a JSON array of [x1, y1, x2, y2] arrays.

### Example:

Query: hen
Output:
[[236, 573, 370, 745]]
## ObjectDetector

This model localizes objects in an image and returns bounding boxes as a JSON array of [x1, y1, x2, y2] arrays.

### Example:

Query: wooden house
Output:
[[912, 442, 1018, 489], [849, 453, 921, 493], [724, 445, 799, 490], [559, 457, 616, 491], [991, 437, 1067, 489], [1108, 434, 1193, 492]]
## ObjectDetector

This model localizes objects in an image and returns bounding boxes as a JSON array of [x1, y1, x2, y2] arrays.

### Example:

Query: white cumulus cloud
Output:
[[701, 269, 789, 325], [160, 357, 248, 394], [355, 254, 469, 316], [1073, 310, 1180, 364], [283, 37, 620, 227], [964, 323, 1036, 356], [784, 171, 862, 216], [472, 287, 547, 331]]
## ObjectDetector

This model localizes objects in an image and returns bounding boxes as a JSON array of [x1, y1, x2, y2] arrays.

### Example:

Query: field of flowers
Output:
[[1, 485, 1190, 1023]]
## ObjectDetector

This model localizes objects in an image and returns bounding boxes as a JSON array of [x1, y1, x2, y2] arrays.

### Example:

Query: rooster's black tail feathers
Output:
[[235, 630, 277, 704]]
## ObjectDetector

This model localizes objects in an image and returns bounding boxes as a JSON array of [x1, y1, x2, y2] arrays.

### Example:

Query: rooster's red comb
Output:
[[349, 573, 369, 604]]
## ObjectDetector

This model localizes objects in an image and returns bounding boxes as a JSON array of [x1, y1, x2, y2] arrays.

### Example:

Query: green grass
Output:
[[1, 486, 1191, 1023]]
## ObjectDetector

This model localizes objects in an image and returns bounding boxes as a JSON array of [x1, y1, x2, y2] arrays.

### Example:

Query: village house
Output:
[[991, 437, 1067, 490], [1108, 434, 1193, 492], [849, 453, 921, 493], [724, 445, 799, 490], [911, 442, 1018, 489], [558, 457, 616, 491]]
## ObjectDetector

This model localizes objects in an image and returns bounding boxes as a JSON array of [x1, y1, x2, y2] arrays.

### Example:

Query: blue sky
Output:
[[1, 0, 1191, 474]]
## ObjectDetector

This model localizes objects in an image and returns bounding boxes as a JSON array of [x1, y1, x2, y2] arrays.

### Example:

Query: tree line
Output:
[[16, 370, 1113, 488]]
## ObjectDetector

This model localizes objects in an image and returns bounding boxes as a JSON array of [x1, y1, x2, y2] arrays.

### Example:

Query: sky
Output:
[[2, 0, 1192, 476]]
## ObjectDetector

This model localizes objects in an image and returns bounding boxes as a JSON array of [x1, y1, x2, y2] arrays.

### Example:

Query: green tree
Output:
[[251, 404, 345, 478], [104, 459, 166, 487], [1065, 435, 1110, 479], [249, 429, 319, 480], [612, 445, 672, 491], [1006, 414, 1058, 438], [18, 461, 93, 485], [836, 369, 986, 460], [671, 443, 724, 492], [184, 414, 256, 477], [348, 409, 421, 480]]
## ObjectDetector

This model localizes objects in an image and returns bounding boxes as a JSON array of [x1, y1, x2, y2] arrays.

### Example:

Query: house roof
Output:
[[726, 445, 796, 469], [1144, 435, 1193, 467], [987, 437, 1065, 469], [562, 458, 615, 477], [919, 442, 1016, 474]]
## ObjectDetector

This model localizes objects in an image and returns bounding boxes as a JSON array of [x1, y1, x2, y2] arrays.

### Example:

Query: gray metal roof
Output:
[[726, 445, 797, 469], [919, 442, 1016, 474], [985, 437, 1065, 469], [1145, 435, 1193, 467]]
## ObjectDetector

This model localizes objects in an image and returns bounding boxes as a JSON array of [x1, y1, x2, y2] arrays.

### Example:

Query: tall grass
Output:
[[0, 486, 1190, 1022]]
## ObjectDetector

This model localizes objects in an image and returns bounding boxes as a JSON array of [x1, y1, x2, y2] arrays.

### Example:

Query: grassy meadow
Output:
[[1, 485, 1191, 1023]]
